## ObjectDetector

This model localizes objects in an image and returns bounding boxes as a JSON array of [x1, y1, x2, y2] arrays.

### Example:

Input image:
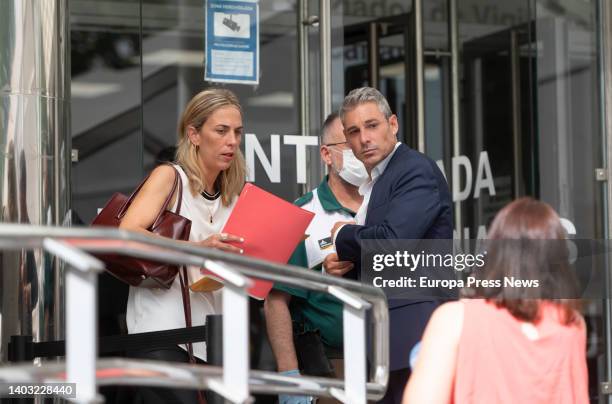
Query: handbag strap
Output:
[[178, 267, 208, 404], [151, 166, 183, 227], [174, 167, 184, 215], [178, 266, 195, 359], [116, 164, 182, 223]]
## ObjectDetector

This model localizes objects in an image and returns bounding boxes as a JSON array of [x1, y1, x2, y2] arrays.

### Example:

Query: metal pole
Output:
[[66, 266, 99, 403], [471, 58, 485, 234], [598, 0, 612, 400], [299, 0, 314, 194], [299, 0, 310, 136], [414, 0, 425, 153], [368, 22, 379, 89], [0, 0, 71, 362], [319, 0, 332, 120], [328, 286, 371, 404], [448, 0, 462, 234], [42, 238, 104, 403], [510, 30, 524, 198], [204, 260, 252, 404]]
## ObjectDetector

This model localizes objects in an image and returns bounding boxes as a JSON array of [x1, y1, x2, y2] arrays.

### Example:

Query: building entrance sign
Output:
[[205, 0, 259, 85]]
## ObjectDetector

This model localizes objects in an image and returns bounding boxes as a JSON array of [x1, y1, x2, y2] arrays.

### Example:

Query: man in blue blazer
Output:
[[325, 87, 453, 404]]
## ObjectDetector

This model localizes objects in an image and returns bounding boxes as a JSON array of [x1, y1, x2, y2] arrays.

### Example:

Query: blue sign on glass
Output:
[[205, 0, 259, 85]]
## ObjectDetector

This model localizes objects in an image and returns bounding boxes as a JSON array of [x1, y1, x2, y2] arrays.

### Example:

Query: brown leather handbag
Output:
[[91, 164, 192, 289], [92, 166, 206, 403]]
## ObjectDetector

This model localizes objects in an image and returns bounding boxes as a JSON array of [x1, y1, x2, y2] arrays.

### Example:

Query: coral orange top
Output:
[[453, 299, 588, 404]]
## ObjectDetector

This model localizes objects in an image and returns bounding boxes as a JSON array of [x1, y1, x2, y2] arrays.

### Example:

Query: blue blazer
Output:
[[335, 143, 453, 370]]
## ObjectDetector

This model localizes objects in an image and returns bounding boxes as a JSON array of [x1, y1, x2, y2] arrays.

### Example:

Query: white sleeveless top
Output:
[[126, 165, 237, 361]]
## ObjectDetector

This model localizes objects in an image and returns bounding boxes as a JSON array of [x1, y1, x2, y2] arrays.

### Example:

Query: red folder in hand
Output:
[[200, 183, 314, 299]]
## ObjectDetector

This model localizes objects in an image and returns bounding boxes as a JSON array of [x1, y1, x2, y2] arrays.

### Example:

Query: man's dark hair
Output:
[[321, 112, 340, 145]]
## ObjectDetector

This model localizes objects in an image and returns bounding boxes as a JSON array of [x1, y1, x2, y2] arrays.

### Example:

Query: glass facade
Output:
[[70, 0, 611, 401]]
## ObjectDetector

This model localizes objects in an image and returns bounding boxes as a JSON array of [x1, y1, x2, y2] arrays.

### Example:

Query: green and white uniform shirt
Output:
[[274, 177, 356, 349]]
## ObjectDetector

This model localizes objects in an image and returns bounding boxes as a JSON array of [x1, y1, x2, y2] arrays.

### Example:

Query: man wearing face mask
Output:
[[264, 112, 367, 404]]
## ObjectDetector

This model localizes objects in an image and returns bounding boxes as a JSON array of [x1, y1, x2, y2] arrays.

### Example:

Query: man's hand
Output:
[[331, 220, 355, 240], [323, 253, 354, 276]]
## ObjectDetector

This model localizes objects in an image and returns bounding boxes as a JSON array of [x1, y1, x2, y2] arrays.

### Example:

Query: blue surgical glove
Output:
[[409, 341, 422, 370], [278, 369, 313, 404]]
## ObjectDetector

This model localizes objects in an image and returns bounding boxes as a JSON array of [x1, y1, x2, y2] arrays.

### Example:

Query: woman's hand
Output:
[[197, 233, 244, 254]]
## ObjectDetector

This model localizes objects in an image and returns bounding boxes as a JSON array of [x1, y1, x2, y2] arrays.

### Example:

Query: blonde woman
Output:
[[120, 88, 246, 403]]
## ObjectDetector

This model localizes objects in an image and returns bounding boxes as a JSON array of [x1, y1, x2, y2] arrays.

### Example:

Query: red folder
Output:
[[199, 183, 314, 299]]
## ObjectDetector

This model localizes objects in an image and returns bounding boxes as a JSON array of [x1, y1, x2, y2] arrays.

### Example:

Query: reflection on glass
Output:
[[67, 0, 609, 400], [71, 0, 142, 223], [461, 22, 535, 238], [536, 1, 602, 239], [141, 0, 302, 201], [424, 61, 449, 163], [456, 0, 606, 400], [535, 3, 604, 399], [341, 13, 413, 144]]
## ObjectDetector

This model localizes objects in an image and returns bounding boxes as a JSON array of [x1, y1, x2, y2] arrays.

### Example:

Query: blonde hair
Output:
[[176, 88, 246, 206]]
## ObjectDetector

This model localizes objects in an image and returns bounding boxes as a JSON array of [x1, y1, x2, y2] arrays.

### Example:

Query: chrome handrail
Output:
[[0, 224, 389, 403], [0, 358, 386, 397]]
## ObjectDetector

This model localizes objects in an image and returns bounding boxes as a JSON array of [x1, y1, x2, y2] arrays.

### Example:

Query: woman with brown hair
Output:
[[403, 197, 588, 404], [119, 88, 246, 403]]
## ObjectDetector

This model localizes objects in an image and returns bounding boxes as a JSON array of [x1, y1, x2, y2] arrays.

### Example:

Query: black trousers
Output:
[[128, 345, 209, 404]]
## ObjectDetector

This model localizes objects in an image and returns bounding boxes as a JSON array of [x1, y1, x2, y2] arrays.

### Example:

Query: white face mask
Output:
[[332, 148, 369, 186]]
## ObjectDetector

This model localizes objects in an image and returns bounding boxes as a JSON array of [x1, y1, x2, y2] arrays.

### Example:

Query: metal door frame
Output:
[[597, 0, 612, 399]]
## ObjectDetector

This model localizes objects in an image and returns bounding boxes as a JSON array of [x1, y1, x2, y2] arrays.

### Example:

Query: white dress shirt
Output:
[[334, 142, 401, 244], [354, 142, 401, 225]]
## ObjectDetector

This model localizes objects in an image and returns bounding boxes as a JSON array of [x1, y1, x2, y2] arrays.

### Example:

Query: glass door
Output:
[[69, 1, 611, 401], [458, 1, 609, 399], [461, 22, 537, 237], [342, 14, 414, 147]]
